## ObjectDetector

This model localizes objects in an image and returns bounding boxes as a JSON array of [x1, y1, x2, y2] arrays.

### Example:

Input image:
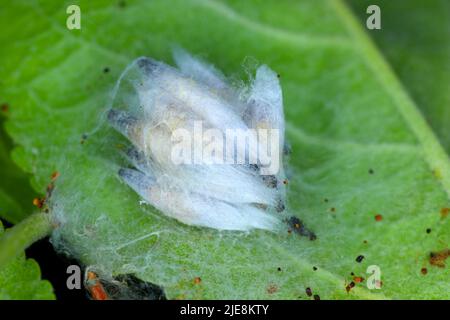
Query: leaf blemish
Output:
[[305, 287, 312, 297], [286, 216, 316, 240], [1, 103, 8, 113], [429, 249, 449, 268], [267, 284, 278, 294]]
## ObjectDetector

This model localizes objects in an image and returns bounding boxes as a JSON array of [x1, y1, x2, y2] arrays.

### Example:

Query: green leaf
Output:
[[349, 0, 450, 152], [0, 221, 54, 299], [0, 0, 448, 299], [0, 116, 37, 223]]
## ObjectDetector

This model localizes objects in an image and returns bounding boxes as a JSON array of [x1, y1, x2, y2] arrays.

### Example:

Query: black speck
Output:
[[313, 294, 320, 300], [103, 67, 110, 73], [369, 169, 374, 174], [356, 255, 365, 263], [313, 266, 318, 271], [305, 287, 312, 297], [286, 216, 317, 240], [324, 198, 329, 203], [277, 74, 281, 78], [277, 267, 282, 272], [426, 228, 431, 234]]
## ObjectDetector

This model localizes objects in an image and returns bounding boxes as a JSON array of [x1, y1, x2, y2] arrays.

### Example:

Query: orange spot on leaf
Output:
[[193, 277, 202, 285], [440, 208, 449, 219]]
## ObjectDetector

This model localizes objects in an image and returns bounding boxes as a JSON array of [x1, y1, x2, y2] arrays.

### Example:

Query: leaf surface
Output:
[[0, 0, 448, 299]]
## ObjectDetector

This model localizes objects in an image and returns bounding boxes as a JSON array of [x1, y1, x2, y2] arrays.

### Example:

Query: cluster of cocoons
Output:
[[107, 49, 287, 231]]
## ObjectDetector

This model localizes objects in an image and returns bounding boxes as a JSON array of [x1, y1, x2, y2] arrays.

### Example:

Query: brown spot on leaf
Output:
[[267, 284, 278, 294], [51, 171, 60, 181], [374, 214, 383, 222], [1, 103, 8, 113], [193, 277, 202, 284], [420, 267, 428, 275], [345, 281, 355, 293], [429, 249, 449, 268], [305, 287, 312, 297], [441, 208, 449, 219]]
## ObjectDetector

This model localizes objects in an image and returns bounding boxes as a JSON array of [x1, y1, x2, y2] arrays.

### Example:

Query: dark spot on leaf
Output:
[[345, 281, 355, 293], [286, 216, 316, 240], [313, 266, 318, 271], [353, 276, 364, 283], [356, 255, 365, 263], [324, 198, 329, 203], [330, 207, 336, 213], [426, 228, 431, 234], [313, 294, 320, 300], [368, 168, 374, 174], [80, 133, 88, 144], [103, 67, 110, 73], [374, 214, 383, 221], [305, 287, 312, 297], [277, 267, 282, 272], [420, 267, 427, 275], [429, 249, 449, 268], [118, 0, 126, 8], [441, 208, 449, 219], [1, 103, 8, 113]]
